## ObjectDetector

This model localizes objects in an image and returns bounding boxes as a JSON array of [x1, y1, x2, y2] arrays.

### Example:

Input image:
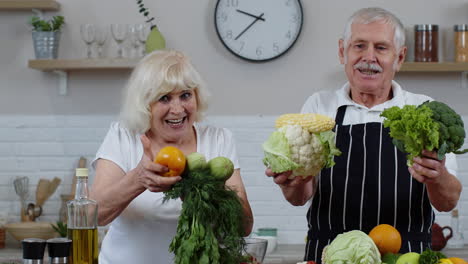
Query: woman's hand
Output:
[[409, 150, 449, 184], [136, 134, 182, 192]]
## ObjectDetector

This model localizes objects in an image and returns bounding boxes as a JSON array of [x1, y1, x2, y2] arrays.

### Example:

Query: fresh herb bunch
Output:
[[29, 15, 64, 32], [164, 169, 246, 264], [51, 221, 67, 237], [418, 248, 446, 264], [136, 0, 156, 29]]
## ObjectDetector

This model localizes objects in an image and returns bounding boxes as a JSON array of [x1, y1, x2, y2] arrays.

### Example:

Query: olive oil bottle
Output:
[[67, 168, 98, 264]]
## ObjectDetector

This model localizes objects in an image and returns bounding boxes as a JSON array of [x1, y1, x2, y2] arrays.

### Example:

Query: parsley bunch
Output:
[[164, 169, 246, 264]]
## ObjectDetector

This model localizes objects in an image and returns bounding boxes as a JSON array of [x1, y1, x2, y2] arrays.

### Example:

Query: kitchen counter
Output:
[[1, 243, 467, 264]]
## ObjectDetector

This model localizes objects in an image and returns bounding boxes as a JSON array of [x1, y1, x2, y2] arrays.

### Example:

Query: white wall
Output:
[[0, 115, 467, 245], [1, 0, 468, 245], [0, 0, 468, 115]]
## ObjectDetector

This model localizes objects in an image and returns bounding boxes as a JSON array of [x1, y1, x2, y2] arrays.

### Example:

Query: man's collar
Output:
[[338, 80, 403, 110]]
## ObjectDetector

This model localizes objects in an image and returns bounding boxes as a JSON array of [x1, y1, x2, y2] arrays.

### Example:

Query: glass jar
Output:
[[454, 24, 468, 62], [414, 24, 439, 62]]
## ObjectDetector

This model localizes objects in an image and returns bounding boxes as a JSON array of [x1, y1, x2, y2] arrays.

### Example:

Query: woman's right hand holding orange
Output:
[[136, 134, 182, 192]]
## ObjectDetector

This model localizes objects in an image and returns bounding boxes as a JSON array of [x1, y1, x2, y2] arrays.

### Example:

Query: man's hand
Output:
[[409, 150, 448, 184], [265, 168, 314, 206], [265, 168, 313, 187], [409, 149, 462, 212]]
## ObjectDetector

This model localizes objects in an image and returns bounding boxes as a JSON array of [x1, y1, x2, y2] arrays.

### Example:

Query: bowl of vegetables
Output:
[[240, 237, 268, 264]]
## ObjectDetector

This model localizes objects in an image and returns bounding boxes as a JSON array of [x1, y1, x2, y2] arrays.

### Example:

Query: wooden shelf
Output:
[[400, 62, 468, 72], [28, 58, 141, 71], [0, 0, 60, 11], [28, 60, 468, 73]]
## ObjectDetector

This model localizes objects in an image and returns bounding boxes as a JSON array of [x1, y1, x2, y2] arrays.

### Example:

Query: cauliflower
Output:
[[263, 114, 341, 179]]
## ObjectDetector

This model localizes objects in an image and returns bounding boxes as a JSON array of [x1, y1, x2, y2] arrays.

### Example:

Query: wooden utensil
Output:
[[36, 177, 62, 207]]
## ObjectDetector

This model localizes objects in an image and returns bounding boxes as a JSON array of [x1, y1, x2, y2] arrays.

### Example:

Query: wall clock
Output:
[[214, 0, 303, 62]]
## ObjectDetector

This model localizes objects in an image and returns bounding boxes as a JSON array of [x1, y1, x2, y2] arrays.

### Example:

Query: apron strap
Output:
[[335, 105, 347, 125]]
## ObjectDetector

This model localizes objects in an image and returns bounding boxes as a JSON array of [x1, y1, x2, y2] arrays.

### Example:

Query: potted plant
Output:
[[135, 0, 165, 53], [29, 15, 65, 59]]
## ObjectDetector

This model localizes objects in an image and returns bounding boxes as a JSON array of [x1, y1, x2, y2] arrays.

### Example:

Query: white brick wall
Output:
[[0, 115, 467, 244]]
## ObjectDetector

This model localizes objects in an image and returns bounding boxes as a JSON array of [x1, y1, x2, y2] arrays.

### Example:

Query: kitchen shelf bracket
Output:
[[52, 70, 68, 95], [462, 72, 468, 89]]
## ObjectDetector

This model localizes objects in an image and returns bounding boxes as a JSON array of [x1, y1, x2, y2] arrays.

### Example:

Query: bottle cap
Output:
[[47, 238, 72, 258], [75, 168, 89, 178], [22, 238, 46, 260], [454, 24, 468, 32], [414, 24, 439, 31]]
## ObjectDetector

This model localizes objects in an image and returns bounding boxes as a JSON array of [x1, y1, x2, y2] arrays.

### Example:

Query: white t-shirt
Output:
[[300, 80, 457, 175], [92, 122, 240, 264]]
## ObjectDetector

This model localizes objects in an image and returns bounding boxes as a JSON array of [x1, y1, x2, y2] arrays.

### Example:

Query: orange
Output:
[[154, 146, 186, 177], [368, 224, 402, 255], [449, 257, 468, 264]]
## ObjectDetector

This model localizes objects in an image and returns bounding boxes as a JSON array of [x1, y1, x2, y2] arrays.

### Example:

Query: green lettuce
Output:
[[381, 105, 440, 165], [262, 131, 300, 173]]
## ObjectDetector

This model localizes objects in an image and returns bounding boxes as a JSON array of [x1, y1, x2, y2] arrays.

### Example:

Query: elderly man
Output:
[[266, 7, 461, 263]]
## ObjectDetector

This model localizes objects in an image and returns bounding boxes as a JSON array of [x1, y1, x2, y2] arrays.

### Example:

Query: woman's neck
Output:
[[148, 126, 197, 154]]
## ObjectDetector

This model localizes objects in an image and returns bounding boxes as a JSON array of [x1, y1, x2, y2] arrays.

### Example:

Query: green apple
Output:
[[395, 252, 420, 264], [145, 26, 166, 53]]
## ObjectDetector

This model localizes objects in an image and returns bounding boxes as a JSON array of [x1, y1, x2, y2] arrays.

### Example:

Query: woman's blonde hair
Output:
[[120, 49, 210, 134]]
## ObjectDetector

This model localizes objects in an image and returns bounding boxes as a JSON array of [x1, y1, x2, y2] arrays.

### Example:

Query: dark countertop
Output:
[[1, 243, 467, 264]]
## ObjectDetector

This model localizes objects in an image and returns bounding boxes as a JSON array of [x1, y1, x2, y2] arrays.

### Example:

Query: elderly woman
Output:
[[90, 50, 253, 264]]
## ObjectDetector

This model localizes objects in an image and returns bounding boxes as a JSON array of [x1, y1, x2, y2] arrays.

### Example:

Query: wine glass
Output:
[[111, 24, 128, 58], [95, 25, 108, 58], [80, 24, 96, 58], [130, 24, 142, 58], [136, 23, 151, 56]]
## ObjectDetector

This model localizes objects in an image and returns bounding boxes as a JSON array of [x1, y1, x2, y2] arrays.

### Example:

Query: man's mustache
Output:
[[353, 62, 383, 72]]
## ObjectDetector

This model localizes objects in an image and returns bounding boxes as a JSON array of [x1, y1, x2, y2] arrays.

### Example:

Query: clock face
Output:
[[215, 0, 303, 62]]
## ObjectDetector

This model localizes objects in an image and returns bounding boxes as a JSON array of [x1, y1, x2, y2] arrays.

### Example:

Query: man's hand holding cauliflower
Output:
[[263, 113, 342, 180]]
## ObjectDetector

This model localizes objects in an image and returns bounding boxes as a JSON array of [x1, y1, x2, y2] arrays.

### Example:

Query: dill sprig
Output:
[[164, 169, 245, 264]]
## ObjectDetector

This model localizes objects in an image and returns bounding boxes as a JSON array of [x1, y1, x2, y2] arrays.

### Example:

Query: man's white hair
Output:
[[342, 7, 406, 53]]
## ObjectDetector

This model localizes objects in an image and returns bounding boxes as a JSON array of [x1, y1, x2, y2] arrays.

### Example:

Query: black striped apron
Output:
[[304, 105, 434, 263]]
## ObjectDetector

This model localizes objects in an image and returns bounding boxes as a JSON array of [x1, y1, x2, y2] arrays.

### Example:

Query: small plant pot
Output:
[[32, 31, 61, 59]]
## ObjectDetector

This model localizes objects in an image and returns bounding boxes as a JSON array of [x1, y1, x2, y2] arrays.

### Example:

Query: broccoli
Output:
[[381, 101, 468, 165], [419, 101, 468, 159]]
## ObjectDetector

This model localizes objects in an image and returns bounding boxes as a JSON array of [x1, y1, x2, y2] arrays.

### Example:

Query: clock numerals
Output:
[[239, 41, 245, 52], [285, 0, 293, 6], [286, 30, 292, 39], [226, 0, 239, 7], [256, 46, 263, 57], [273, 43, 280, 53], [217, 12, 228, 23], [224, 30, 233, 40], [291, 13, 300, 23]]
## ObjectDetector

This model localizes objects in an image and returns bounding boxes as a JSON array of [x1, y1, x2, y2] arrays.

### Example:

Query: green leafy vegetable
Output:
[[381, 101, 468, 165], [382, 252, 400, 264], [418, 248, 446, 264], [164, 154, 246, 264]]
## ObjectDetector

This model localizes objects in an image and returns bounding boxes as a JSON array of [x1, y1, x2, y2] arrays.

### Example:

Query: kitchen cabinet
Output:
[[0, 0, 60, 11]]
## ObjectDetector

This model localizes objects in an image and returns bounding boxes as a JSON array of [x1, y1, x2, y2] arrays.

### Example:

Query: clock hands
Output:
[[235, 12, 265, 40], [236, 9, 266, 21]]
